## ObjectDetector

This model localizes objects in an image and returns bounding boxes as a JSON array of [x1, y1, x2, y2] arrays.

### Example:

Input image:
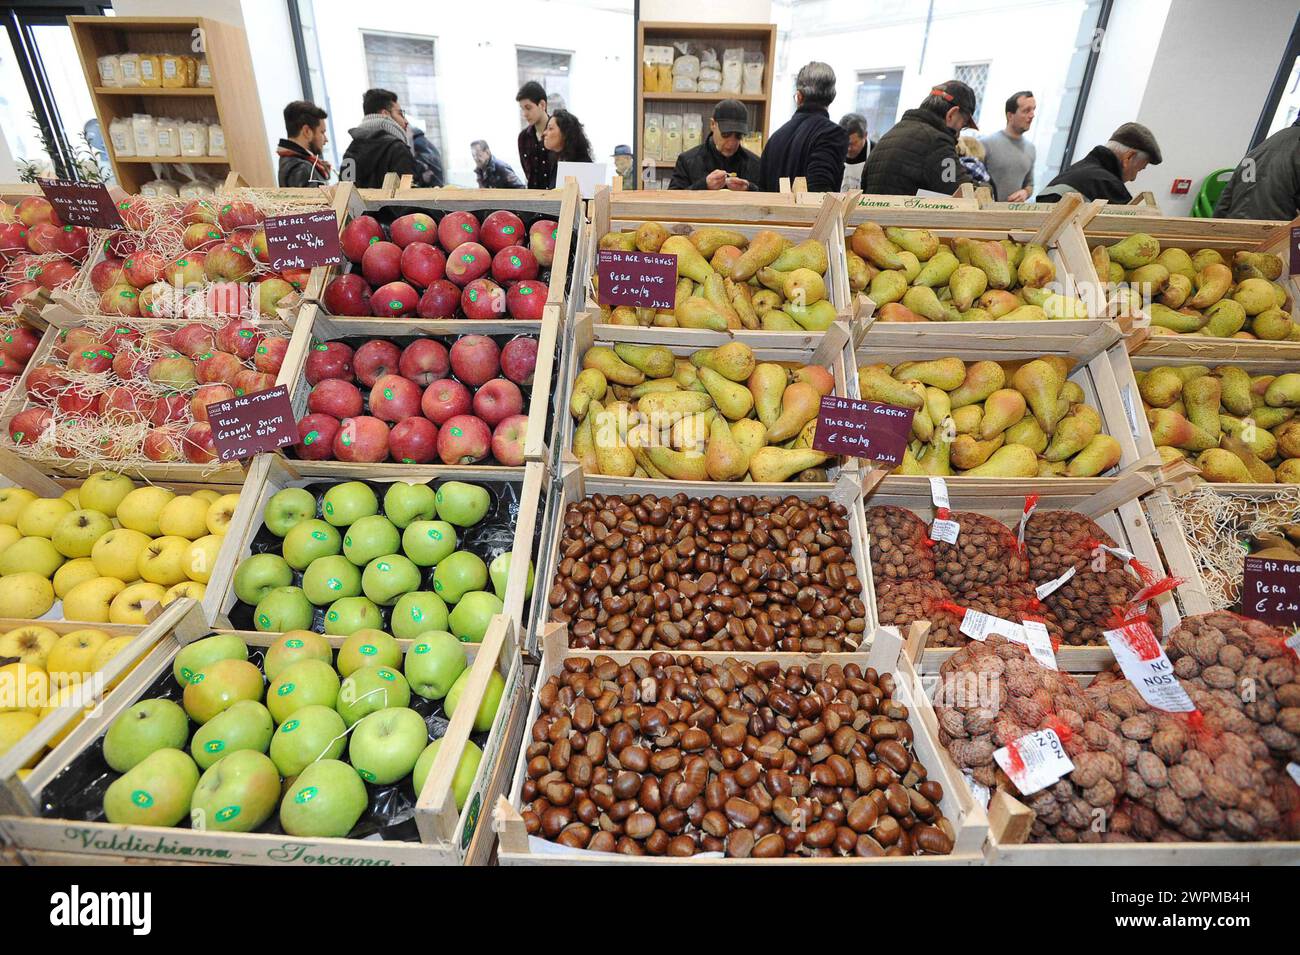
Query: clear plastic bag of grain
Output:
[[867, 505, 935, 582], [932, 511, 1028, 595]]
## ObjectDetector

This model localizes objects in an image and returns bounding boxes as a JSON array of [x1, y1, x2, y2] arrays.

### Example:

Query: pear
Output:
[[1002, 240, 1026, 270], [948, 361, 1007, 409], [599, 231, 637, 252], [766, 381, 821, 442], [629, 379, 682, 400], [1044, 406, 1101, 461], [1039, 294, 1089, 320], [914, 249, 959, 288], [783, 299, 839, 331], [868, 270, 908, 305], [1107, 232, 1160, 269], [635, 221, 670, 253], [1232, 250, 1284, 282], [1011, 359, 1066, 434], [1091, 243, 1111, 281], [949, 265, 988, 310], [1128, 263, 1170, 294], [731, 230, 785, 281], [670, 411, 715, 451], [950, 433, 1005, 469], [794, 366, 834, 397], [1192, 249, 1226, 271], [1156, 273, 1192, 310], [698, 367, 755, 420], [637, 390, 715, 419], [583, 347, 644, 386], [771, 239, 828, 274], [897, 251, 922, 283], [1061, 381, 1085, 405], [1148, 408, 1218, 451], [897, 446, 924, 475], [614, 343, 675, 379], [727, 282, 760, 330], [1182, 375, 1222, 438], [960, 444, 1039, 477], [782, 268, 827, 306], [885, 227, 939, 260], [918, 436, 952, 476], [893, 357, 966, 391], [570, 368, 608, 418], [1203, 299, 1246, 338], [760, 310, 803, 331], [704, 416, 749, 481], [104, 748, 199, 827], [1195, 448, 1251, 483], [951, 404, 983, 435], [1006, 415, 1048, 454], [755, 266, 789, 295], [749, 447, 829, 483], [850, 221, 904, 270], [693, 342, 755, 383], [711, 246, 743, 278], [1264, 373, 1300, 408], [1156, 248, 1196, 281], [1252, 307, 1293, 341], [1065, 434, 1122, 477], [1217, 366, 1255, 416], [674, 361, 706, 393], [1138, 366, 1184, 408], [1278, 460, 1300, 483], [646, 446, 708, 481], [977, 290, 1020, 318], [902, 285, 947, 322], [730, 419, 768, 465], [1220, 434, 1274, 484], [572, 409, 599, 473], [1017, 243, 1055, 288], [906, 383, 934, 442], [1276, 421, 1300, 458], [845, 251, 872, 292], [876, 302, 926, 322], [969, 240, 1012, 289], [1039, 460, 1069, 477], [859, 367, 924, 409], [750, 291, 782, 317], [690, 227, 748, 258], [660, 235, 714, 284], [676, 298, 730, 331], [1186, 263, 1233, 309], [980, 389, 1028, 439], [925, 386, 952, 431], [1149, 303, 1208, 334], [703, 274, 742, 327], [588, 403, 635, 477], [749, 364, 790, 429]]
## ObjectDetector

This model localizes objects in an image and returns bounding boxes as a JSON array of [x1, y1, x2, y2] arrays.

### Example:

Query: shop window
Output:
[[361, 31, 443, 157], [517, 47, 572, 113], [855, 69, 902, 140], [953, 62, 990, 116]]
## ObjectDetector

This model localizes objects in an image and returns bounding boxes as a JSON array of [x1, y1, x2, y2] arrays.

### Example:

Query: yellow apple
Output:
[[0, 711, 42, 768], [116, 486, 175, 537], [0, 662, 48, 715], [0, 625, 59, 668], [158, 495, 211, 540], [61, 488, 80, 509], [109, 582, 166, 625], [0, 536, 65, 578], [90, 527, 152, 582], [53, 558, 101, 598], [0, 488, 37, 526], [184, 535, 223, 583], [0, 573, 54, 618], [0, 525, 20, 552], [45, 630, 108, 679], [163, 581, 207, 605], [39, 682, 96, 748], [63, 577, 126, 623], [205, 493, 241, 536], [51, 509, 114, 558], [192, 490, 221, 505], [92, 633, 139, 688], [17, 497, 74, 538], [78, 472, 135, 517], [137, 535, 191, 587]]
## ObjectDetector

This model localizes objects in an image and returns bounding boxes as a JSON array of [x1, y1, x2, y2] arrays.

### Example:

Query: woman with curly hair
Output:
[[541, 109, 594, 186]]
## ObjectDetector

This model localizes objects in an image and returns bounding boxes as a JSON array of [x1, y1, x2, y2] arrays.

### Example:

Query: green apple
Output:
[[336, 664, 411, 726], [445, 667, 505, 733], [174, 633, 248, 686], [361, 554, 421, 606], [189, 750, 280, 832], [233, 553, 293, 604], [254, 585, 314, 633], [391, 591, 449, 640], [302, 554, 362, 605], [79, 472, 136, 518], [269, 704, 347, 776], [322, 481, 377, 527], [0, 536, 64, 578], [282, 519, 342, 571], [489, 552, 535, 600], [343, 515, 400, 566], [103, 698, 190, 772], [348, 707, 428, 784], [267, 658, 340, 722], [383, 482, 437, 529], [190, 699, 273, 770], [183, 658, 265, 724], [264, 487, 317, 537], [52, 509, 114, 559], [432, 551, 487, 604], [336, 629, 401, 676], [404, 631, 467, 700], [433, 481, 490, 527], [103, 748, 199, 826], [280, 758, 367, 837], [449, 591, 503, 643], [413, 738, 482, 809], [263, 630, 333, 681], [324, 596, 382, 636], [401, 520, 457, 567]]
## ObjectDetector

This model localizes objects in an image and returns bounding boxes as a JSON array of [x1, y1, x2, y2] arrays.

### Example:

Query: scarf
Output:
[[276, 140, 333, 180], [355, 112, 413, 147]]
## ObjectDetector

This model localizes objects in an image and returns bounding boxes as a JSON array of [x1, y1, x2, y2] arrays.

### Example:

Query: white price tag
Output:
[[1017, 495, 1038, 550], [994, 729, 1074, 796], [1120, 385, 1141, 441], [929, 477, 950, 511], [1104, 620, 1196, 713], [1017, 619, 1059, 670], [963, 771, 991, 808], [1035, 566, 1076, 600], [1099, 543, 1135, 564], [960, 609, 1024, 643], [1288, 762, 1300, 786], [930, 518, 960, 544], [1286, 630, 1300, 661]]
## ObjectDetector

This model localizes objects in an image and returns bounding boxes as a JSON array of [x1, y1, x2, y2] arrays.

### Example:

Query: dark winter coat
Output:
[[861, 108, 970, 196], [758, 104, 847, 193], [1214, 126, 1300, 221], [410, 128, 444, 188], [341, 123, 415, 189], [1037, 145, 1130, 204], [476, 156, 524, 189], [668, 136, 760, 190], [276, 139, 331, 188]]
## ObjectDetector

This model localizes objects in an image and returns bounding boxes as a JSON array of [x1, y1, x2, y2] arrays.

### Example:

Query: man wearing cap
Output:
[[668, 100, 761, 191], [861, 80, 978, 197], [612, 145, 635, 191], [1037, 123, 1162, 204], [759, 62, 847, 193]]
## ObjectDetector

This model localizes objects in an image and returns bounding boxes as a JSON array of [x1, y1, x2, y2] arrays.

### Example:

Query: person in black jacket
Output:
[[516, 82, 556, 190], [276, 100, 332, 188], [862, 80, 977, 196], [472, 140, 523, 189], [410, 126, 444, 188], [1037, 123, 1162, 204], [759, 62, 847, 193], [340, 88, 416, 189], [668, 100, 760, 190]]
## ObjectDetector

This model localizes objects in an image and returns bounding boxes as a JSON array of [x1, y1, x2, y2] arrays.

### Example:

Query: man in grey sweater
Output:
[[1214, 118, 1300, 221], [981, 91, 1036, 202]]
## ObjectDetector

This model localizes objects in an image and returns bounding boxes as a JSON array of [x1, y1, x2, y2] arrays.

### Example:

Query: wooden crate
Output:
[[559, 311, 861, 492], [493, 622, 988, 864], [0, 599, 207, 815], [220, 172, 336, 208], [214, 455, 546, 648], [0, 301, 312, 482], [0, 600, 524, 865], [281, 304, 562, 468], [855, 320, 1156, 494], [582, 189, 860, 345]]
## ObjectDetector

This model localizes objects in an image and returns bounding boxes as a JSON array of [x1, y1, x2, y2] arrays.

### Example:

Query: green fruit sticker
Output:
[[467, 290, 478, 303], [358, 768, 376, 782], [389, 300, 402, 310], [257, 345, 268, 354], [344, 536, 352, 547], [190, 673, 206, 685], [295, 787, 318, 804], [402, 458, 414, 464], [360, 645, 377, 656], [411, 608, 423, 622], [301, 431, 318, 445], [450, 426, 463, 437], [179, 666, 194, 682], [461, 253, 474, 262], [383, 388, 394, 399], [238, 328, 253, 336], [414, 643, 429, 654], [314, 343, 329, 351], [215, 806, 241, 823], [415, 222, 428, 232], [327, 611, 338, 622], [510, 255, 521, 267], [503, 226, 515, 235], [197, 352, 213, 360], [312, 530, 328, 541], [551, 229, 557, 240], [434, 579, 443, 592], [328, 578, 342, 591], [131, 790, 154, 808], [377, 562, 390, 572], [277, 682, 295, 696], [258, 614, 271, 628], [379, 669, 395, 681], [205, 740, 225, 754], [286, 638, 304, 648], [428, 528, 442, 540], [341, 433, 352, 447], [520, 285, 533, 295], [462, 792, 482, 850], [461, 223, 473, 233], [368, 236, 380, 246], [324, 502, 334, 514], [282, 719, 300, 733]]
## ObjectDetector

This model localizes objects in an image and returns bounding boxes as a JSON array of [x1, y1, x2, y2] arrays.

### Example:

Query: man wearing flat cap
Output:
[[1037, 122, 1162, 204], [668, 99, 761, 191]]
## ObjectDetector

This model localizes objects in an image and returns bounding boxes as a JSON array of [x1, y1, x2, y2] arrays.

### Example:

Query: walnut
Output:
[[1120, 714, 1155, 741], [1201, 774, 1240, 808], [1278, 708, 1300, 735], [1083, 779, 1117, 808], [1151, 728, 1185, 762], [1154, 788, 1186, 825], [1137, 752, 1168, 788], [1201, 665, 1237, 690], [949, 738, 995, 767], [1168, 764, 1202, 800]]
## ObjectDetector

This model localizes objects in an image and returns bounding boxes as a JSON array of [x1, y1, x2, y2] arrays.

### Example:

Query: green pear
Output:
[[1108, 232, 1160, 269], [893, 357, 965, 391]]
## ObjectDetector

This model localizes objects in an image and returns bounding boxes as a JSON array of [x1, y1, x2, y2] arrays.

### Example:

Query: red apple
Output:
[[14, 197, 54, 227], [106, 325, 143, 350], [190, 384, 237, 423], [147, 354, 197, 390], [256, 277, 296, 317], [295, 413, 340, 460], [52, 224, 89, 260], [1, 327, 39, 365], [9, 407, 52, 445], [437, 414, 491, 465], [529, 219, 558, 267], [444, 242, 491, 286], [183, 422, 218, 463], [480, 211, 527, 255], [104, 231, 143, 259], [398, 339, 450, 385], [334, 416, 389, 463], [31, 259, 77, 292], [204, 241, 255, 282], [218, 200, 262, 233], [172, 325, 217, 359], [54, 328, 105, 361], [309, 378, 363, 419], [506, 279, 548, 319], [362, 241, 403, 287], [322, 273, 372, 316], [254, 336, 290, 375], [390, 213, 437, 249], [164, 253, 207, 289], [183, 222, 223, 250], [137, 282, 179, 319], [491, 245, 539, 283], [417, 280, 460, 319], [353, 340, 402, 387], [182, 197, 220, 226], [462, 278, 506, 320], [229, 228, 258, 253], [449, 335, 501, 387], [419, 378, 472, 425], [388, 416, 439, 464], [99, 284, 139, 317], [0, 223, 28, 254], [112, 344, 148, 380], [24, 364, 67, 404], [203, 282, 253, 319], [233, 370, 276, 396], [438, 212, 480, 252], [25, 222, 61, 255], [281, 267, 311, 291], [143, 429, 184, 462], [473, 378, 525, 427], [196, 350, 244, 386], [305, 341, 354, 385], [250, 228, 269, 263], [101, 385, 155, 423], [56, 386, 99, 417], [400, 243, 446, 288], [341, 215, 385, 263], [369, 373, 422, 422], [217, 319, 262, 360], [122, 251, 166, 289], [0, 281, 40, 311], [500, 336, 539, 386], [150, 392, 189, 425], [370, 281, 419, 317], [68, 346, 114, 374], [492, 414, 529, 466]]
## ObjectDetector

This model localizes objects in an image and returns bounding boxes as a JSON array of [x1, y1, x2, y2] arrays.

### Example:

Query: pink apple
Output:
[[390, 213, 437, 249], [165, 253, 207, 288], [368, 373, 422, 422], [232, 370, 277, 396], [417, 280, 460, 319], [143, 429, 184, 462], [400, 242, 446, 288], [334, 416, 389, 463], [370, 281, 419, 317], [250, 228, 270, 263], [491, 245, 539, 283], [101, 385, 155, 423], [1, 327, 39, 365], [353, 340, 401, 387], [362, 240, 403, 286], [492, 414, 529, 466], [481, 211, 527, 255], [203, 281, 253, 319], [295, 413, 340, 460], [0, 223, 28, 255], [506, 279, 548, 319], [500, 337, 539, 386], [309, 379, 363, 419], [255, 336, 290, 375], [150, 393, 189, 426], [24, 364, 67, 404], [196, 350, 243, 386], [437, 414, 491, 465], [462, 278, 506, 320], [473, 378, 525, 427], [9, 407, 51, 445], [183, 422, 218, 463], [147, 354, 197, 390], [438, 211, 480, 252], [183, 221, 223, 250], [398, 339, 450, 385], [389, 416, 439, 464], [204, 241, 255, 282], [281, 267, 311, 292], [112, 345, 148, 380], [68, 346, 114, 375], [181, 197, 220, 226], [53, 328, 106, 361], [104, 231, 143, 259], [191, 384, 237, 423], [56, 387, 99, 417], [172, 325, 217, 359], [14, 197, 54, 227], [100, 284, 141, 317], [137, 282, 178, 319], [341, 215, 385, 263], [32, 259, 77, 292], [529, 219, 558, 267], [90, 258, 126, 293], [444, 242, 491, 287], [53, 224, 89, 260], [0, 281, 40, 311], [305, 341, 354, 385], [25, 222, 61, 255], [420, 378, 472, 425], [218, 200, 262, 233], [217, 319, 262, 360], [323, 273, 372, 316], [449, 335, 500, 387]]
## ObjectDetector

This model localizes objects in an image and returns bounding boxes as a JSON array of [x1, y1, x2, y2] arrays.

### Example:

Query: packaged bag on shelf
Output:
[[179, 120, 208, 157], [208, 122, 226, 157], [154, 118, 180, 158], [642, 46, 658, 91], [672, 52, 700, 79], [743, 51, 766, 95], [179, 179, 216, 199], [663, 113, 683, 163], [672, 74, 699, 92], [117, 53, 142, 87], [96, 54, 121, 87], [141, 179, 180, 198], [697, 72, 722, 94], [742, 131, 763, 155], [196, 58, 212, 87], [183, 56, 197, 86], [644, 112, 663, 162], [722, 47, 744, 93], [160, 53, 187, 88], [132, 113, 157, 157], [682, 113, 703, 152], [138, 54, 161, 88], [698, 46, 719, 70], [108, 116, 135, 157]]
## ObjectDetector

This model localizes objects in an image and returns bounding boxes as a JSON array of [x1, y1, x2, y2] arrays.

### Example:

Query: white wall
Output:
[[642, 0, 771, 20]]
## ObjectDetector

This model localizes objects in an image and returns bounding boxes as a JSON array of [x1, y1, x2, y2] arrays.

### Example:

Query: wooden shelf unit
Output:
[[68, 16, 273, 193], [636, 21, 777, 190]]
